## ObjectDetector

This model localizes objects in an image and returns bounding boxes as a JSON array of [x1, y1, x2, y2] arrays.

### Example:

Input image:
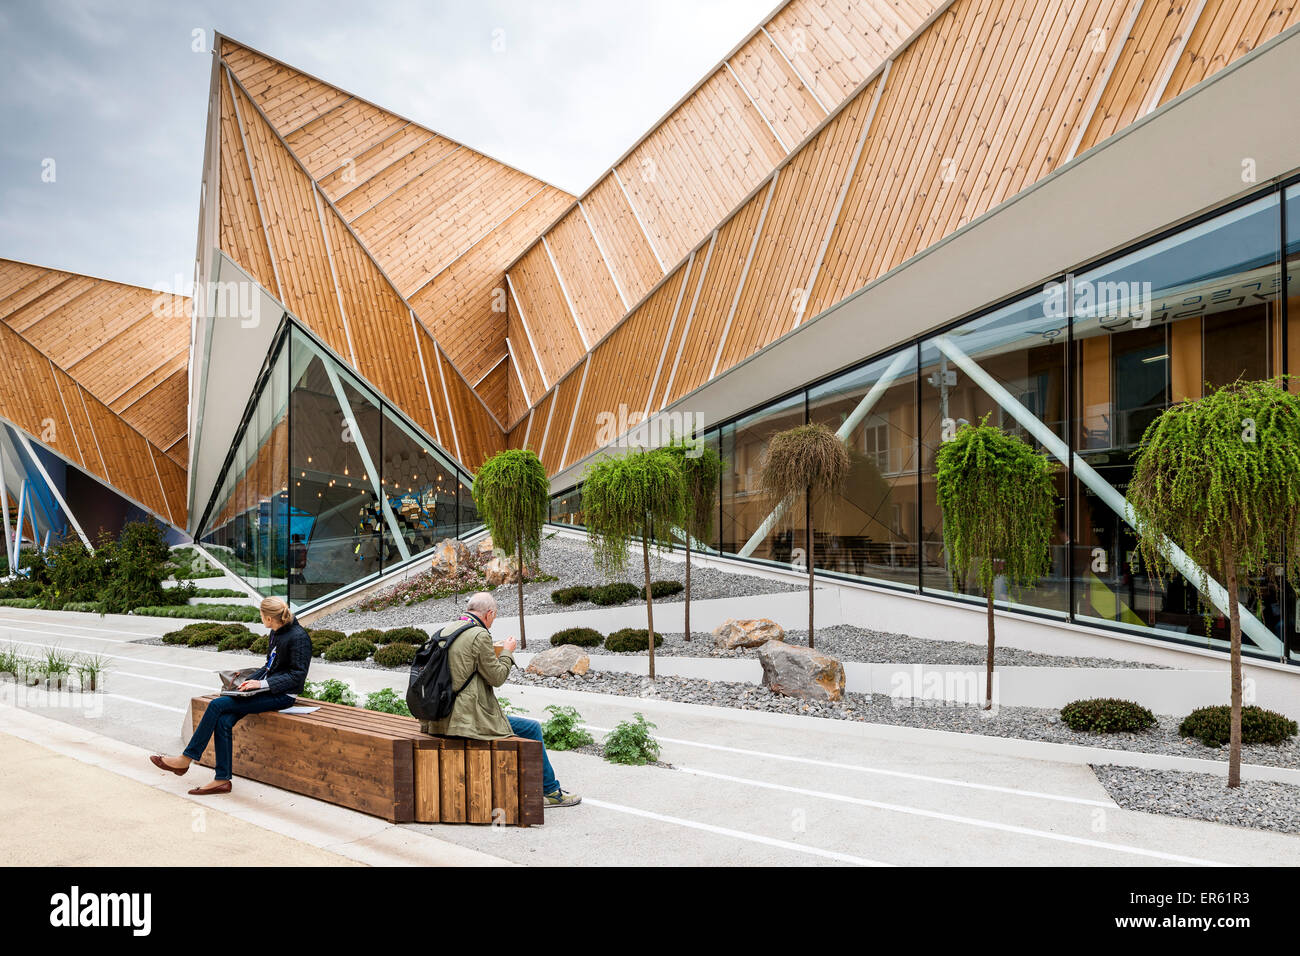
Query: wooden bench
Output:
[[189, 695, 544, 826]]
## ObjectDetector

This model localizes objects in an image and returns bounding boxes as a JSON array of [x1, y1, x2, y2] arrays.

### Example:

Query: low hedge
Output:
[[641, 580, 684, 599], [1060, 698, 1156, 734], [324, 637, 377, 662], [350, 628, 386, 645], [1178, 705, 1298, 747], [550, 627, 604, 648], [374, 642, 418, 667], [61, 601, 102, 613], [589, 583, 641, 606], [381, 627, 428, 646], [250, 635, 269, 655], [604, 628, 663, 653], [131, 604, 260, 622], [162, 622, 254, 647], [0, 598, 41, 608], [308, 629, 346, 656], [550, 586, 592, 606], [217, 632, 256, 652]]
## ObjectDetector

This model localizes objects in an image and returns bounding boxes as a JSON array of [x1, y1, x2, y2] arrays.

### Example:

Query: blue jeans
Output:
[[508, 716, 560, 795], [183, 693, 295, 780]]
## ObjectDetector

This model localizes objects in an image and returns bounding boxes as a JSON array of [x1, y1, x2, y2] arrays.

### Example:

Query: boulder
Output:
[[526, 644, 591, 678], [475, 536, 496, 557], [757, 641, 845, 702], [431, 538, 470, 572], [483, 554, 536, 586], [713, 618, 786, 650]]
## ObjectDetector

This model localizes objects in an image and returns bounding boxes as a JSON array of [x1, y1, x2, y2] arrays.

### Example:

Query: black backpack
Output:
[[406, 620, 479, 721]]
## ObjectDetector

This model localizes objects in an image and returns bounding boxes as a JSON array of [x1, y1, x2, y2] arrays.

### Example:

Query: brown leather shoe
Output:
[[188, 780, 232, 795], [150, 754, 189, 776]]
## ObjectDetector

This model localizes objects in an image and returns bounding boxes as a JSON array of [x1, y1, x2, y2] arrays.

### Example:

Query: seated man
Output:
[[420, 591, 580, 808]]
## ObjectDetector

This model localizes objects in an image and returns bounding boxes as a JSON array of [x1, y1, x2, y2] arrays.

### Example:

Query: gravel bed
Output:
[[503, 669, 1300, 770], [316, 535, 799, 631], [1091, 765, 1300, 834], [583, 623, 1163, 669]]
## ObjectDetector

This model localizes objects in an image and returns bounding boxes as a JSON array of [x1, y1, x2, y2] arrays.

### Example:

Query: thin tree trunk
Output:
[[644, 525, 655, 680], [985, 584, 995, 710], [807, 487, 815, 650], [1226, 551, 1242, 788], [517, 537, 526, 651], [684, 535, 691, 642]]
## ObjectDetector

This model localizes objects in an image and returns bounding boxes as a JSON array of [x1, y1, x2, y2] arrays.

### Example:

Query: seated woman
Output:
[[150, 596, 311, 795]]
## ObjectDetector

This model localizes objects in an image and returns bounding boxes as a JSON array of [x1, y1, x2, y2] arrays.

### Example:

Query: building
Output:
[[6, 1, 1300, 665]]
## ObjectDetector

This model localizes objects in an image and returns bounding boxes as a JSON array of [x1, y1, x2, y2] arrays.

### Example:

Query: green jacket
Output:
[[418, 615, 516, 739]]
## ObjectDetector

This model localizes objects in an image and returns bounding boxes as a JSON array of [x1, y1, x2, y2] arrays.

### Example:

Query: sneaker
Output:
[[544, 788, 582, 808]]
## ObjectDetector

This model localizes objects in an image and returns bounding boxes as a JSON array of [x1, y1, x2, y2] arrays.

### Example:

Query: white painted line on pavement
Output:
[[582, 797, 891, 866], [673, 766, 1230, 867], [113, 671, 212, 691], [1, 636, 239, 674], [583, 724, 1113, 808], [0, 614, 167, 640], [103, 693, 185, 714]]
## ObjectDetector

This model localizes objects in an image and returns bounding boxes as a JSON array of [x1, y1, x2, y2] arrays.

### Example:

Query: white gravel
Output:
[[502, 669, 1300, 770], [1091, 765, 1300, 834], [316, 535, 799, 631]]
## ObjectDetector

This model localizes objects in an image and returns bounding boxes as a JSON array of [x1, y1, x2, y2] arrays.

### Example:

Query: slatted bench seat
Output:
[[189, 695, 544, 826]]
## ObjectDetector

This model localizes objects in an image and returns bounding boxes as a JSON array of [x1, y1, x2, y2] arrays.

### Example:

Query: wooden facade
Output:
[[511, 0, 1300, 477]]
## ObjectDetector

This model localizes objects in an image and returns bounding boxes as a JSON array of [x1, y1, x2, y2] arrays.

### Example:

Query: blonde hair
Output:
[[259, 596, 294, 628]]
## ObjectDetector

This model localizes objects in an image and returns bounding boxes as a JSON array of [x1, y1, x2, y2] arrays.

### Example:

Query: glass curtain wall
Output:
[[200, 322, 481, 609], [544, 181, 1298, 663]]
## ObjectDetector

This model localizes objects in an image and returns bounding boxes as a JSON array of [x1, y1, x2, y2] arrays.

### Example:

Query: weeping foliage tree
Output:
[[472, 449, 550, 650], [1129, 378, 1300, 788], [582, 448, 686, 679], [934, 421, 1056, 710], [759, 423, 850, 649], [665, 439, 723, 642]]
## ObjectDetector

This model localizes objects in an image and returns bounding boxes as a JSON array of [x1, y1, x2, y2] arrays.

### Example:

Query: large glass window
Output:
[[719, 393, 805, 565], [1070, 194, 1283, 658], [1288, 184, 1300, 663], [920, 291, 1069, 616], [808, 347, 920, 589], [381, 410, 458, 557]]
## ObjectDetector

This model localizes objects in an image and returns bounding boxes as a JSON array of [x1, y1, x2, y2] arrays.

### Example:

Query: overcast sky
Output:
[[0, 0, 775, 291]]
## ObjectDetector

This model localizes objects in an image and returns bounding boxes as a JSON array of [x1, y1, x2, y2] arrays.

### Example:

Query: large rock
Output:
[[526, 644, 590, 678], [431, 538, 470, 572], [483, 554, 536, 586], [475, 536, 496, 558], [757, 641, 845, 702], [713, 618, 786, 650]]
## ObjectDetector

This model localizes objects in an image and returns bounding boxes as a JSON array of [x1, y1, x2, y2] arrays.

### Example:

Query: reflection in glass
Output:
[[382, 410, 458, 557], [720, 393, 805, 565], [808, 348, 919, 588], [1288, 184, 1300, 662], [919, 292, 1069, 615], [1071, 194, 1283, 657]]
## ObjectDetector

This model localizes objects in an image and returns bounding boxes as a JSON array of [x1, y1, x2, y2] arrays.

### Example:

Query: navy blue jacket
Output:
[[247, 620, 312, 697]]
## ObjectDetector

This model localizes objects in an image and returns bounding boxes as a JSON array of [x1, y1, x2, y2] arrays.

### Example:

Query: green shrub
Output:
[[1178, 705, 1298, 747], [217, 631, 255, 652], [43, 536, 104, 609], [185, 628, 224, 647], [192, 588, 246, 597], [604, 628, 663, 653], [301, 678, 357, 706], [158, 582, 198, 606], [589, 582, 641, 606], [99, 522, 173, 613], [497, 696, 524, 717], [374, 642, 417, 667], [380, 627, 429, 646], [308, 629, 346, 656], [324, 637, 376, 662], [549, 627, 604, 647], [60, 601, 102, 613], [0, 598, 40, 608], [603, 713, 661, 765], [542, 705, 593, 750], [1060, 698, 1156, 734], [364, 687, 412, 716], [641, 580, 684, 599], [162, 622, 246, 645], [130, 604, 260, 622], [250, 635, 269, 655], [350, 628, 386, 644], [550, 585, 592, 606]]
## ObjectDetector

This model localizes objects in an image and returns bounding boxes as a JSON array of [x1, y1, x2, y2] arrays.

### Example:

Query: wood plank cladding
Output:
[[502, 0, 940, 399], [516, 0, 1290, 478], [218, 37, 571, 471], [0, 259, 190, 479]]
